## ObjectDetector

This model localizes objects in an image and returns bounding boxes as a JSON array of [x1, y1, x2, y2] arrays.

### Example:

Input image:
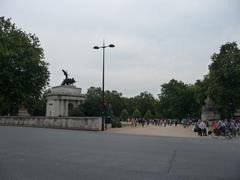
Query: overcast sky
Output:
[[1, 0, 240, 97]]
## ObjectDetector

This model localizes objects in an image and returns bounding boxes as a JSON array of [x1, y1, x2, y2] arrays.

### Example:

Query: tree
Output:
[[123, 91, 156, 118], [82, 87, 102, 116], [208, 42, 240, 118], [134, 91, 156, 116], [68, 104, 85, 117], [158, 79, 200, 119], [123, 97, 137, 116], [86, 86, 102, 97], [29, 96, 47, 116], [0, 17, 49, 115], [132, 108, 142, 119], [120, 109, 129, 121], [105, 90, 125, 117], [144, 110, 153, 120], [154, 100, 163, 118], [194, 76, 210, 106]]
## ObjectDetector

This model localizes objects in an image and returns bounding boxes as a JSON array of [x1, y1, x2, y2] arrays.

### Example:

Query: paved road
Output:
[[0, 126, 239, 180]]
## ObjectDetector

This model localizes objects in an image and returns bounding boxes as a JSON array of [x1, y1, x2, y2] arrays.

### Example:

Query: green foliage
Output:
[[82, 87, 125, 117], [132, 108, 142, 119], [208, 42, 240, 118], [194, 76, 210, 106], [120, 109, 129, 121], [111, 116, 122, 128], [0, 17, 49, 115], [134, 91, 156, 116], [154, 100, 163, 118], [105, 90, 125, 117], [144, 110, 153, 120], [123, 91, 156, 118], [158, 79, 200, 119], [29, 96, 46, 116], [68, 105, 85, 117], [83, 87, 102, 116], [86, 86, 102, 97], [76, 87, 158, 122], [123, 97, 136, 116]]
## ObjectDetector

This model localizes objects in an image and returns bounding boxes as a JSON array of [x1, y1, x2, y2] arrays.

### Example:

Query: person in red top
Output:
[[212, 121, 217, 130]]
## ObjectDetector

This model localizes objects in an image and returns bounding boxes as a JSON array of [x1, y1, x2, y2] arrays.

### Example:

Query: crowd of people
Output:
[[129, 117, 240, 138], [130, 118, 179, 128], [195, 119, 240, 138]]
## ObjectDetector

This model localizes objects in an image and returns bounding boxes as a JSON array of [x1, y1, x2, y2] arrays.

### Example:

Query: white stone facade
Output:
[[45, 85, 85, 117], [201, 97, 221, 121]]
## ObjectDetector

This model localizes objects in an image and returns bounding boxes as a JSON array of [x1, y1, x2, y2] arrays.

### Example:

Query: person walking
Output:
[[131, 118, 134, 127], [229, 120, 237, 138], [197, 120, 202, 136], [175, 120, 178, 126], [141, 119, 145, 127], [199, 120, 207, 136]]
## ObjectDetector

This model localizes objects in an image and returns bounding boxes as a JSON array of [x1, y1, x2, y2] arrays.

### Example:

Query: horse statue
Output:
[[61, 69, 76, 85]]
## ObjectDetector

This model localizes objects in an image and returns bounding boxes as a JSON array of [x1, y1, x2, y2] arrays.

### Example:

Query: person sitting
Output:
[[217, 120, 226, 136], [212, 121, 217, 130], [196, 120, 202, 135]]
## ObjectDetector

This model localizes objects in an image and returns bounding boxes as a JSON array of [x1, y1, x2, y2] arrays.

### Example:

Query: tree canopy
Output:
[[144, 110, 153, 120], [0, 17, 49, 115], [83, 87, 102, 116], [208, 42, 240, 118], [120, 109, 129, 121], [158, 79, 200, 119], [132, 108, 142, 119]]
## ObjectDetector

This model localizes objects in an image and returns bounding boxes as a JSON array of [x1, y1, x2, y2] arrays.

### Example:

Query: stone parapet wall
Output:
[[0, 116, 101, 131]]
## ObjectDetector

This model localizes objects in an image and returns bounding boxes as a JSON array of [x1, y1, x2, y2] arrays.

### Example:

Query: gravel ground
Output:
[[107, 125, 202, 138]]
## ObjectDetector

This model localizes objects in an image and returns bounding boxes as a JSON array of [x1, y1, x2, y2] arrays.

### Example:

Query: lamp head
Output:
[[108, 44, 115, 48], [93, 46, 100, 49]]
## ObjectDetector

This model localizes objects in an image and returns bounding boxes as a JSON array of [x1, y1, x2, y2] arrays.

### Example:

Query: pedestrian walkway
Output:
[[108, 125, 202, 138]]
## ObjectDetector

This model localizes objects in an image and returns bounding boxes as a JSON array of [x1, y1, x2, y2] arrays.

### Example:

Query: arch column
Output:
[[61, 99, 64, 116], [65, 100, 69, 116], [58, 99, 61, 116]]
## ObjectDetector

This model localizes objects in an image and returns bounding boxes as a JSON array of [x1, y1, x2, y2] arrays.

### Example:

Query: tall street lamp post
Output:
[[93, 41, 115, 131]]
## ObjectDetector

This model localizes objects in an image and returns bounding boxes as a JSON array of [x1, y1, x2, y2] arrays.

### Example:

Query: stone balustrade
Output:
[[0, 116, 101, 131]]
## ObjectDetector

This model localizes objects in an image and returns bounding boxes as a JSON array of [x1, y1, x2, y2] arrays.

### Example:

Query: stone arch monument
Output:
[[201, 97, 220, 121], [45, 70, 85, 117]]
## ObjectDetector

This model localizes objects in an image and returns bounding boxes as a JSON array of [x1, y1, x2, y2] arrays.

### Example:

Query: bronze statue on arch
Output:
[[61, 69, 76, 85]]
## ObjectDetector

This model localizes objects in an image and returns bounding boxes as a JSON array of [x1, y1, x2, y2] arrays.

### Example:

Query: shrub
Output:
[[111, 117, 122, 128]]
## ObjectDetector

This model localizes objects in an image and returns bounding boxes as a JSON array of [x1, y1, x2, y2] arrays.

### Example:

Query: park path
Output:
[[107, 125, 202, 138]]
